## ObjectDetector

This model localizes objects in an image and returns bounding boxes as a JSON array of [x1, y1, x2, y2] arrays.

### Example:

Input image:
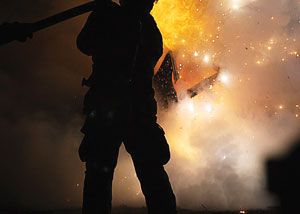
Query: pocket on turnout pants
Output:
[[125, 123, 171, 165]]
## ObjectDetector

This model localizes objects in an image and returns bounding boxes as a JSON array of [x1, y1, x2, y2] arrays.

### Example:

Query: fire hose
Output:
[[0, 1, 95, 46]]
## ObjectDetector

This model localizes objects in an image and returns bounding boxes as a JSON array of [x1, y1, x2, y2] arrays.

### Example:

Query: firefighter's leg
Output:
[[124, 122, 177, 214], [134, 162, 177, 214], [82, 135, 121, 214]]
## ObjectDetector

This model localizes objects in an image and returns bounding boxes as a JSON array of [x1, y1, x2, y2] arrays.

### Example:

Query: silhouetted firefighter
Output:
[[77, 0, 177, 214], [267, 138, 300, 214]]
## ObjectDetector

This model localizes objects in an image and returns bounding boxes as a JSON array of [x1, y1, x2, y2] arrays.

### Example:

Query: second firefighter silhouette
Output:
[[77, 0, 177, 214]]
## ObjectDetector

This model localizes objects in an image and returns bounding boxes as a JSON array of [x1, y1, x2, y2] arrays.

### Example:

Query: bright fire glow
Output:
[[219, 73, 229, 84], [152, 0, 209, 50], [203, 54, 210, 63], [233, 4, 239, 9], [187, 101, 195, 113], [204, 104, 213, 112]]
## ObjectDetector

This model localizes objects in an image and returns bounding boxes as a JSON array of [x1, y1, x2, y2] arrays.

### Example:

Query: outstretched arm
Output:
[[0, 1, 97, 47], [0, 22, 33, 46]]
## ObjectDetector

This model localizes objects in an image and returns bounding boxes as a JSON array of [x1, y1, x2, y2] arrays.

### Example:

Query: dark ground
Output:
[[0, 207, 279, 214]]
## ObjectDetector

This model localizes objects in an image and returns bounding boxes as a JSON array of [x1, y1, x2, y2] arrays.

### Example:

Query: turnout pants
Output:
[[79, 113, 177, 214]]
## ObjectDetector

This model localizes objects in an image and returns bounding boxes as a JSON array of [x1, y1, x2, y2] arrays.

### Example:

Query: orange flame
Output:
[[152, 0, 220, 91]]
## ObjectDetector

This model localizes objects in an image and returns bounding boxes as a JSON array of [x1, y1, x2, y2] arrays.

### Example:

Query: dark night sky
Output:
[[0, 0, 94, 209]]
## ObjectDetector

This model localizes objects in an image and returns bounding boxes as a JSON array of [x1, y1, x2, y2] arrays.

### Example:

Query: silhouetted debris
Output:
[[187, 68, 219, 98], [153, 51, 178, 109]]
